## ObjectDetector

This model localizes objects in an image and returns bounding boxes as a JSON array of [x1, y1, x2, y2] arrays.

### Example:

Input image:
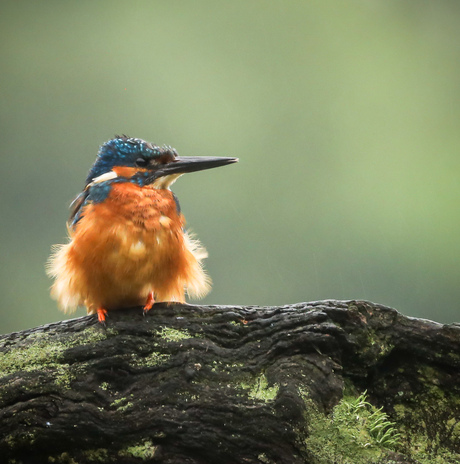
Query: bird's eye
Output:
[[135, 158, 149, 167]]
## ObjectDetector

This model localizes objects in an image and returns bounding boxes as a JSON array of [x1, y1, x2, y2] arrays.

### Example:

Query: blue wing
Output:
[[68, 181, 114, 229]]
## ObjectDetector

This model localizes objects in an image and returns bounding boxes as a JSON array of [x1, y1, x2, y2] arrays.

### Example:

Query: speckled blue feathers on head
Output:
[[68, 136, 237, 230], [85, 135, 178, 185]]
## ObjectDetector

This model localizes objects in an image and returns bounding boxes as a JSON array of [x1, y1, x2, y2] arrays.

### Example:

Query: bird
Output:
[[47, 136, 237, 323]]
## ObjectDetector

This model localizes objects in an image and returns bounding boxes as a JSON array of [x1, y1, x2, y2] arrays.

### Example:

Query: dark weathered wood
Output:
[[0, 300, 459, 463]]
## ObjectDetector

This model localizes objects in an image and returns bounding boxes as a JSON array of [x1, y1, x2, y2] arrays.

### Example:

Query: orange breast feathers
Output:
[[47, 182, 210, 315]]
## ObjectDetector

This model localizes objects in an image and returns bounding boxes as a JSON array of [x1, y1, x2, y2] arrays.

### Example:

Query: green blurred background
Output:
[[1, 1, 459, 334]]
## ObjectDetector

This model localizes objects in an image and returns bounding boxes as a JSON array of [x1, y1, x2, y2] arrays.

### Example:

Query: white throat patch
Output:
[[151, 173, 183, 189]]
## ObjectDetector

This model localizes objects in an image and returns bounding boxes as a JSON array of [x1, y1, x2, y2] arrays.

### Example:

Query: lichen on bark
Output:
[[0, 300, 458, 463]]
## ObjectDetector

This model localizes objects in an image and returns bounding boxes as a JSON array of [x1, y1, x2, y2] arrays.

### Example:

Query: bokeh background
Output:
[[1, 1, 460, 334]]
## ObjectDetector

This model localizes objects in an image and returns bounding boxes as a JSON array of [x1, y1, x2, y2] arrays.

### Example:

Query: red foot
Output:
[[97, 308, 108, 323], [143, 291, 155, 315]]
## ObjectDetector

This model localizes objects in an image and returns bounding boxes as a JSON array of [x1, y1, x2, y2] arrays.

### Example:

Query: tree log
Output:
[[0, 300, 459, 464]]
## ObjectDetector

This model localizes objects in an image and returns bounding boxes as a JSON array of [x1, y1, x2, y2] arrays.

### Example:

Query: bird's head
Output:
[[86, 136, 237, 189]]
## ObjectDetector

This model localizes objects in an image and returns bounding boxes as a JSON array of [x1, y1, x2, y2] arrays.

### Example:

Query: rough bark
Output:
[[0, 300, 459, 464]]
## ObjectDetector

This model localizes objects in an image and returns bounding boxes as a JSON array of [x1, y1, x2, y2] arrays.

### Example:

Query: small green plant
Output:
[[367, 406, 401, 447], [334, 391, 401, 449], [303, 389, 402, 463]]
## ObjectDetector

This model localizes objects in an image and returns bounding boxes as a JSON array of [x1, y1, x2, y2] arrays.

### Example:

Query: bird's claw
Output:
[[143, 292, 155, 317], [97, 308, 108, 324]]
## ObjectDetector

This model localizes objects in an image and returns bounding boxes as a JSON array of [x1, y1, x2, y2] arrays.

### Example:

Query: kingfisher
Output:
[[47, 136, 237, 323]]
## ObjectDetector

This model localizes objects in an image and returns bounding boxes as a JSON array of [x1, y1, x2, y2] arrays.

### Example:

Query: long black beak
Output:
[[156, 156, 238, 177]]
